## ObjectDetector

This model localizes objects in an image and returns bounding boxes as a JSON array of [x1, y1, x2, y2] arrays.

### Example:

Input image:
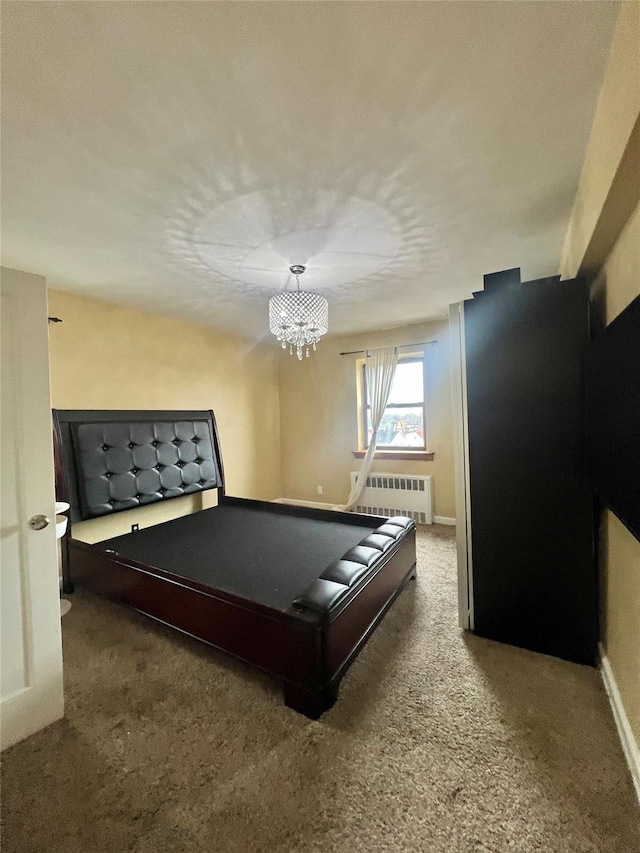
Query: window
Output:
[[360, 356, 426, 450]]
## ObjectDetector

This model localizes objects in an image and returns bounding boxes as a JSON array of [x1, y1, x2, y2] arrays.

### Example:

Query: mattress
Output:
[[99, 504, 379, 610]]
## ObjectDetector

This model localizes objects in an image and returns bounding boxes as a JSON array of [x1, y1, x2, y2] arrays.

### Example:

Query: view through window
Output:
[[362, 356, 425, 449]]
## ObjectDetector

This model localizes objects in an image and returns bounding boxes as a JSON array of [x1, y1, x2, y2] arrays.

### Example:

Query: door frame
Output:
[[449, 302, 474, 631]]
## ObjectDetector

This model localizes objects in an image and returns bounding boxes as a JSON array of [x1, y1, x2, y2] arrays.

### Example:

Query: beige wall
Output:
[[278, 319, 455, 519], [560, 2, 640, 747], [47, 289, 281, 542], [592, 202, 640, 743], [592, 199, 640, 324], [560, 2, 640, 282]]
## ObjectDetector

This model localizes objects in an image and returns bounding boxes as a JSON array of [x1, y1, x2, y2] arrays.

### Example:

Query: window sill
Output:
[[352, 450, 434, 461]]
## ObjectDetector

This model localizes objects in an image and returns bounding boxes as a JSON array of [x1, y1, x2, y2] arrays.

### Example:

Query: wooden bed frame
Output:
[[54, 409, 417, 718]]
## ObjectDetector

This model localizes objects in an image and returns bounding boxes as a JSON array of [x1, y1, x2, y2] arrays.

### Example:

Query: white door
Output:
[[1, 267, 64, 751]]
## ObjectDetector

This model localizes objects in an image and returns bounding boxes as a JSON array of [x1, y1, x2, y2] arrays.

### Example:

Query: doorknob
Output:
[[28, 514, 50, 530]]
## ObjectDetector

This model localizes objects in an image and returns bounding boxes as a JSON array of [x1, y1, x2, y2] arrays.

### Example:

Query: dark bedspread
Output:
[[99, 505, 378, 610]]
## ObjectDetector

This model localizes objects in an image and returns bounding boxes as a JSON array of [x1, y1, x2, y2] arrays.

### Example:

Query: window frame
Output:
[[359, 354, 428, 452]]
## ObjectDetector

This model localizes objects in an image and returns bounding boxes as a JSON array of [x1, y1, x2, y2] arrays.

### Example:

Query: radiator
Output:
[[350, 472, 434, 524]]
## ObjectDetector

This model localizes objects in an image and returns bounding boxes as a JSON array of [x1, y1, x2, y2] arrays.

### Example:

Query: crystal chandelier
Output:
[[269, 265, 329, 360]]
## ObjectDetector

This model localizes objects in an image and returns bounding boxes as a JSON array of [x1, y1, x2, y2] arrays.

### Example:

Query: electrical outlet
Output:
[[131, 523, 139, 532], [317, 486, 323, 495]]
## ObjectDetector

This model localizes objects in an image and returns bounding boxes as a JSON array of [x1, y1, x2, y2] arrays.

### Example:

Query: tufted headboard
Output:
[[53, 410, 224, 523]]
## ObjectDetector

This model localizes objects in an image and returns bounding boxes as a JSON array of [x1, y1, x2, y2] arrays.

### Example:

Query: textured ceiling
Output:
[[1, 1, 618, 340]]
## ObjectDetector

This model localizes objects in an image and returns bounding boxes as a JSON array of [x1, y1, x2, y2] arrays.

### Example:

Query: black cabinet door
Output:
[[464, 278, 597, 665]]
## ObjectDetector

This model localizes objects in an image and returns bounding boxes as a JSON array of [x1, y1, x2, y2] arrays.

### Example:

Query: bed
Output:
[[53, 409, 417, 718]]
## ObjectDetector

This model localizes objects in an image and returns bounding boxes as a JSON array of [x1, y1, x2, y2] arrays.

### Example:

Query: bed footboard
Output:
[[287, 519, 417, 717], [67, 518, 417, 719]]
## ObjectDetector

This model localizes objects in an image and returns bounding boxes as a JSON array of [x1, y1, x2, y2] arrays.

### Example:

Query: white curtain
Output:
[[339, 346, 397, 512]]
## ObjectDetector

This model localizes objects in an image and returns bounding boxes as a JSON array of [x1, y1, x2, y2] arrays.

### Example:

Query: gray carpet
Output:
[[2, 525, 639, 853]]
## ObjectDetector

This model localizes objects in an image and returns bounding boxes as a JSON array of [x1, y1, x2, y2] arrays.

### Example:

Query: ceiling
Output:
[[1, 2, 618, 340]]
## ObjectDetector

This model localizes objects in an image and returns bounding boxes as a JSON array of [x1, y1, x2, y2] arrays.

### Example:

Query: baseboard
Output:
[[599, 642, 640, 804], [434, 516, 456, 525], [273, 498, 337, 511]]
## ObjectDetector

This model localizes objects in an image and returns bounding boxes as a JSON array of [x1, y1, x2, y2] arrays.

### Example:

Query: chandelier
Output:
[[269, 265, 329, 360]]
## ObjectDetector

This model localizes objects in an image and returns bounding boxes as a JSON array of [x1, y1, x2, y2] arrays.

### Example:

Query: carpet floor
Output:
[[2, 525, 638, 853]]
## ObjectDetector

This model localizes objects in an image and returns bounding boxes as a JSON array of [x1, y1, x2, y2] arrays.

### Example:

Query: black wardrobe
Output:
[[449, 271, 597, 666]]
